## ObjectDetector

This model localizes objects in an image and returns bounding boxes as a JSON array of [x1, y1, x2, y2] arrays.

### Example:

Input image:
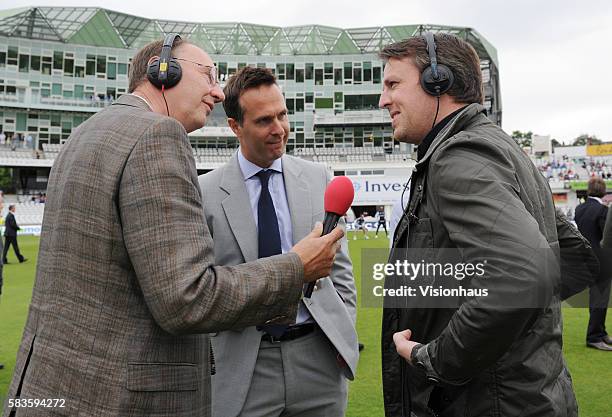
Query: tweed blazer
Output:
[[4, 94, 304, 417]]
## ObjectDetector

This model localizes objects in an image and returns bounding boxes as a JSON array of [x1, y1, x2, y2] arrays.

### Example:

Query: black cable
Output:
[[400, 175, 413, 212], [162, 85, 170, 116], [432, 94, 440, 130]]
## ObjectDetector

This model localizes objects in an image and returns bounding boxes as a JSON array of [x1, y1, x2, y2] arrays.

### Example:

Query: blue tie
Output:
[[256, 169, 287, 338], [256, 170, 282, 259]]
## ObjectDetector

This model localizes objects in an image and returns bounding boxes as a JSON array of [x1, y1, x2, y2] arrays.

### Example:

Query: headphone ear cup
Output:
[[163, 58, 182, 89], [147, 57, 163, 89], [146, 57, 182, 89], [420, 64, 455, 96]]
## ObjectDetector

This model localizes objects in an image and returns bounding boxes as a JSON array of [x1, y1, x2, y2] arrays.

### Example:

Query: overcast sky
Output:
[[4, 0, 612, 144]]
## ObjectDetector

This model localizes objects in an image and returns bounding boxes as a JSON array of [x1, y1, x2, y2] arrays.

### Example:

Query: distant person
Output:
[[0, 196, 4, 295], [353, 212, 369, 240], [2, 205, 26, 264], [374, 206, 388, 238], [575, 176, 612, 351], [0, 197, 3, 371]]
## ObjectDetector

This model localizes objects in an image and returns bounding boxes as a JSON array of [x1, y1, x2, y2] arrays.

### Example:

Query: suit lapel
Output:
[[283, 156, 312, 243], [220, 155, 258, 262]]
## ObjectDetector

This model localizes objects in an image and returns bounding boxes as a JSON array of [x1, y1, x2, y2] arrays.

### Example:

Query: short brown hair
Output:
[[223, 67, 277, 124], [128, 37, 187, 93], [379, 33, 483, 104], [588, 176, 606, 198]]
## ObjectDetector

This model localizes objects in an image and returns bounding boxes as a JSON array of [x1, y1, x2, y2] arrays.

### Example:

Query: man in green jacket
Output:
[[379, 33, 577, 416]]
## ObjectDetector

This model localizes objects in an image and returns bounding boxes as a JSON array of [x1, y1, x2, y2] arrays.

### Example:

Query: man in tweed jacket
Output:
[[4, 37, 343, 417]]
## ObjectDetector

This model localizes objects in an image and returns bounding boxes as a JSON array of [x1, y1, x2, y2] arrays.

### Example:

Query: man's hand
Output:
[[393, 329, 420, 363], [291, 222, 344, 283]]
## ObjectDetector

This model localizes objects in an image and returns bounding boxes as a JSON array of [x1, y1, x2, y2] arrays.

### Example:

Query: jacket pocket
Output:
[[127, 363, 198, 392], [411, 218, 434, 246]]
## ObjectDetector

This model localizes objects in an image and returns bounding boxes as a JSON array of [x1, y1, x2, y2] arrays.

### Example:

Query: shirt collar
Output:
[[237, 148, 283, 181], [129, 93, 153, 111], [416, 105, 468, 161], [588, 196, 604, 204]]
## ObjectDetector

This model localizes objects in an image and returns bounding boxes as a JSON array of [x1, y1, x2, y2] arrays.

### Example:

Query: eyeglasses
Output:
[[173, 57, 218, 86]]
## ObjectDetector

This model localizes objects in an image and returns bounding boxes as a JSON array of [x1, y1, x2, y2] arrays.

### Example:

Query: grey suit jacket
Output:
[[198, 153, 358, 417], [5, 95, 306, 417]]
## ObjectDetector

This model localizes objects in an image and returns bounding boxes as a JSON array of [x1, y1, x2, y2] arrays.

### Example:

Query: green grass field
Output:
[[1, 233, 611, 415]]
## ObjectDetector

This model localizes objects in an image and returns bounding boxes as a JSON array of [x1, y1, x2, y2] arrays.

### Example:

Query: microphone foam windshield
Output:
[[324, 176, 355, 215]]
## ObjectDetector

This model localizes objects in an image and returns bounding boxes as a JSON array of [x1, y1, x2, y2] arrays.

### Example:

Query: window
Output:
[[286, 98, 295, 115], [52, 83, 62, 96], [74, 85, 84, 99], [96, 56, 106, 74], [334, 68, 342, 85], [305, 63, 313, 80], [286, 63, 294, 80], [30, 55, 41, 71], [107, 63, 116, 80], [53, 51, 63, 70], [324, 63, 333, 80], [344, 62, 352, 80], [75, 65, 85, 78], [315, 69, 323, 85], [295, 98, 304, 112], [305, 92, 314, 104], [118, 63, 127, 75], [295, 68, 304, 83], [42, 56, 52, 75], [19, 54, 29, 72], [315, 98, 333, 109], [345, 94, 381, 110], [8, 46, 18, 65], [363, 61, 372, 82], [276, 63, 285, 80], [353, 67, 362, 83], [86, 55, 95, 76], [0, 51, 5, 67], [217, 62, 228, 81], [334, 92, 343, 103], [373, 67, 381, 84], [64, 58, 74, 76]]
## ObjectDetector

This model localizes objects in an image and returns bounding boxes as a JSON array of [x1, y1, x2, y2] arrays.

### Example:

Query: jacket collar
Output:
[[415, 103, 488, 169], [111, 94, 152, 112]]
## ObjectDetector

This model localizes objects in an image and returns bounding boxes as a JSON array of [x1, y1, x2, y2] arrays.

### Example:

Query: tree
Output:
[[0, 167, 13, 192], [551, 138, 562, 148], [572, 134, 602, 146], [511, 130, 533, 148]]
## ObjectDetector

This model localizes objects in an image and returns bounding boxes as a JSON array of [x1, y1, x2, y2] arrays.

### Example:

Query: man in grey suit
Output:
[[199, 67, 358, 417], [5, 35, 344, 417]]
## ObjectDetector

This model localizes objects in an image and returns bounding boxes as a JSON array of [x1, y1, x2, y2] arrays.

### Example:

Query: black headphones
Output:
[[147, 33, 183, 89], [420, 32, 454, 97]]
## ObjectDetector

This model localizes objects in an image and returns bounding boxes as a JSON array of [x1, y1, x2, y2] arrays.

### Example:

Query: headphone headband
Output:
[[147, 33, 183, 89], [423, 32, 439, 80], [158, 33, 181, 84], [419, 32, 454, 96]]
